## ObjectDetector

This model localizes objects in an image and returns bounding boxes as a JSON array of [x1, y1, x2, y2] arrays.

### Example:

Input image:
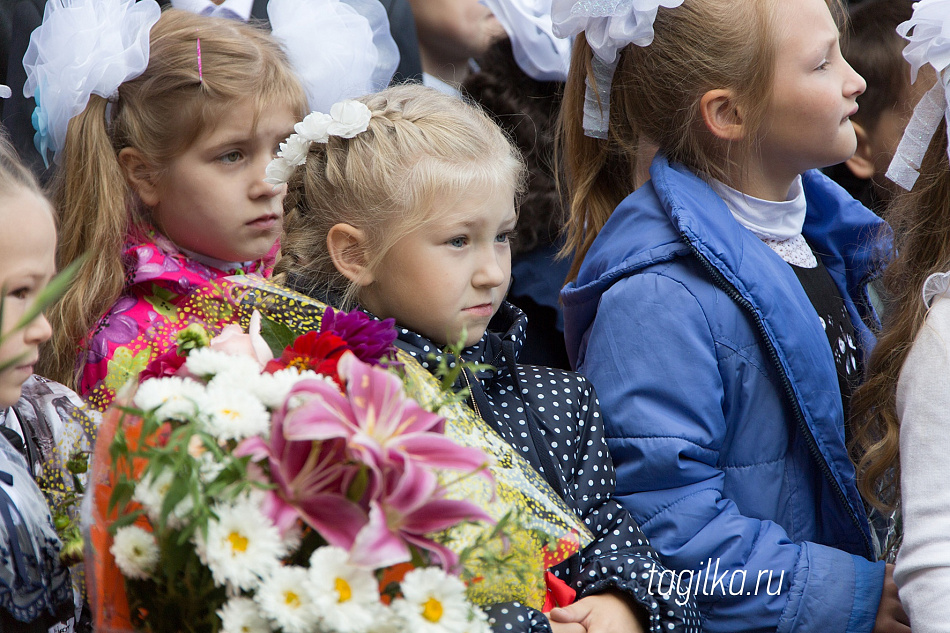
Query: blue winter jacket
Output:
[[560, 155, 889, 633]]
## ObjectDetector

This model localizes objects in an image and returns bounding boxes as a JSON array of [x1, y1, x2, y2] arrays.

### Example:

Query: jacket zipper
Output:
[[460, 368, 481, 419], [682, 232, 874, 559]]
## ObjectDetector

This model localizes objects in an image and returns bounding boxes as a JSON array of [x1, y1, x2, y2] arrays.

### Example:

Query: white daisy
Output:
[[110, 526, 159, 580], [198, 496, 285, 590], [255, 566, 317, 633], [304, 547, 380, 633], [218, 597, 272, 633], [392, 568, 472, 633], [201, 385, 270, 441], [134, 376, 207, 421], [132, 469, 194, 527], [186, 347, 262, 379], [253, 369, 333, 410]]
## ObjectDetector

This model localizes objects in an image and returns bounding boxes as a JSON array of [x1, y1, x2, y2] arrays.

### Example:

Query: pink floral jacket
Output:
[[80, 227, 276, 410]]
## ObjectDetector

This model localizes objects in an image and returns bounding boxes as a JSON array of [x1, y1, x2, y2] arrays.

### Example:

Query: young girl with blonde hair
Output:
[[273, 83, 700, 633], [851, 1, 950, 630], [553, 0, 906, 631], [28, 1, 307, 409]]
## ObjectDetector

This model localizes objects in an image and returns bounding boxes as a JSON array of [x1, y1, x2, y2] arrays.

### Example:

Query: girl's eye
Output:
[[8, 287, 30, 300], [447, 236, 468, 248], [220, 150, 243, 164], [496, 231, 514, 244], [816, 60, 830, 71]]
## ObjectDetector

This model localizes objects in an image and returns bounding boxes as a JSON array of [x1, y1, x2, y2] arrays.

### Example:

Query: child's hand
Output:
[[547, 591, 646, 633], [872, 563, 910, 633]]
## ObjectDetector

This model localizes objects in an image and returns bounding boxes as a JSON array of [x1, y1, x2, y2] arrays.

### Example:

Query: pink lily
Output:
[[235, 402, 368, 545], [281, 353, 491, 492], [348, 453, 492, 570]]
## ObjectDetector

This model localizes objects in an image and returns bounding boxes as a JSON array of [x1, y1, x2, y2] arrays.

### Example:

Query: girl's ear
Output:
[[700, 89, 746, 142], [118, 148, 161, 207], [844, 121, 875, 180], [328, 223, 373, 286]]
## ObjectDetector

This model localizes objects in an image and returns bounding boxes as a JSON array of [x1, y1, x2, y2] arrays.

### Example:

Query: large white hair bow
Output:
[[22, 0, 161, 166], [268, 0, 399, 113], [886, 0, 950, 191], [548, 0, 683, 138], [482, 0, 572, 82]]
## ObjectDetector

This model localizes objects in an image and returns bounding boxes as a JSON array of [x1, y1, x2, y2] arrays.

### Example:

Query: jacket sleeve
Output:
[[483, 603, 552, 633], [547, 375, 701, 632], [894, 299, 950, 633], [577, 271, 884, 633]]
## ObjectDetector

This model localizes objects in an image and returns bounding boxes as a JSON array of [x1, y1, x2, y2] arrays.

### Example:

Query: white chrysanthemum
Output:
[[186, 347, 262, 379], [218, 597, 272, 633], [132, 469, 193, 527], [134, 376, 206, 421], [253, 369, 334, 410], [462, 606, 492, 633], [392, 568, 472, 633], [201, 385, 270, 441], [198, 497, 285, 590], [111, 526, 159, 580], [304, 547, 380, 633], [366, 606, 402, 633], [255, 566, 317, 633]]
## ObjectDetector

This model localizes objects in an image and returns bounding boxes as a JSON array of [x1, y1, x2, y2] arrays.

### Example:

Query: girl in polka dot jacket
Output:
[[274, 85, 701, 633]]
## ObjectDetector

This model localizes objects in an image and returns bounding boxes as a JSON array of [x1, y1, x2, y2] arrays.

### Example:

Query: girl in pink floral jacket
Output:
[[33, 8, 307, 409]]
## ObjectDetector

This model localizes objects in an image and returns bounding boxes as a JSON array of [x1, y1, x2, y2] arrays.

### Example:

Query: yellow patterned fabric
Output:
[[226, 276, 592, 609]]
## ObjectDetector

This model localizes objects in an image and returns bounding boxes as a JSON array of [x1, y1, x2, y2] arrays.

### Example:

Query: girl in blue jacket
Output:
[[272, 84, 701, 633], [553, 0, 905, 631]]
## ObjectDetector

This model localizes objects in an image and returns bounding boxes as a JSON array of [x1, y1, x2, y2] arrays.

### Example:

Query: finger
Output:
[[549, 602, 593, 624]]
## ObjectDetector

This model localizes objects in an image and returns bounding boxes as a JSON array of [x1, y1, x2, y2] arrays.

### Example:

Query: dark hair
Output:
[[463, 38, 564, 256], [843, 0, 915, 131]]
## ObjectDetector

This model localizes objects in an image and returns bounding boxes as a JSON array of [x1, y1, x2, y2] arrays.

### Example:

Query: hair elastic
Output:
[[196, 31, 203, 84]]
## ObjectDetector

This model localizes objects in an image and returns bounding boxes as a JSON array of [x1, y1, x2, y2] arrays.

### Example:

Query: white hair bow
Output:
[[22, 0, 161, 166], [482, 0, 572, 82], [267, 0, 399, 114], [885, 0, 950, 191], [549, 0, 684, 138]]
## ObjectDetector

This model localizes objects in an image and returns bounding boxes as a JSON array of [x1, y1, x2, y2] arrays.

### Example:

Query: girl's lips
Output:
[[464, 303, 494, 317], [247, 215, 279, 230]]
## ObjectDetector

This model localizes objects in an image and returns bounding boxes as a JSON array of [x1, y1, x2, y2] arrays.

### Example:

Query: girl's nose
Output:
[[473, 249, 508, 288], [844, 61, 867, 99], [25, 312, 53, 346]]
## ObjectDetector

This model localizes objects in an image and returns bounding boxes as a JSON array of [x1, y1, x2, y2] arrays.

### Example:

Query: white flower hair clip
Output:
[[886, 0, 950, 191], [549, 0, 684, 139], [264, 99, 373, 186], [0, 85, 10, 99]]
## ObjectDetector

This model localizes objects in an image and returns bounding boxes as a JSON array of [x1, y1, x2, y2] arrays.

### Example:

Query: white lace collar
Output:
[[710, 176, 806, 241]]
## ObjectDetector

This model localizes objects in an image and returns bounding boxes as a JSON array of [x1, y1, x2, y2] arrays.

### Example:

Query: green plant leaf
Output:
[[259, 314, 297, 357]]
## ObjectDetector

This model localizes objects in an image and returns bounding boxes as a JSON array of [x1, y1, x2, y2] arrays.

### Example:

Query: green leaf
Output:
[[108, 509, 144, 533], [259, 314, 297, 357]]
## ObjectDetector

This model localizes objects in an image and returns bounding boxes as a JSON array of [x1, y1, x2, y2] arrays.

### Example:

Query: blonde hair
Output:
[[559, 0, 846, 281], [39, 9, 307, 388], [277, 84, 526, 307], [0, 131, 47, 203]]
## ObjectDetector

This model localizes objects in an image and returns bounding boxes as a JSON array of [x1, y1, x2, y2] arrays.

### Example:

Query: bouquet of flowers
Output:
[[88, 307, 503, 633]]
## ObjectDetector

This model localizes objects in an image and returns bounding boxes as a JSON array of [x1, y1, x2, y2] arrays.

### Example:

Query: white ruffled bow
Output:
[[482, 0, 571, 82], [22, 0, 161, 166], [886, 0, 950, 191], [550, 0, 684, 64], [267, 0, 399, 114]]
